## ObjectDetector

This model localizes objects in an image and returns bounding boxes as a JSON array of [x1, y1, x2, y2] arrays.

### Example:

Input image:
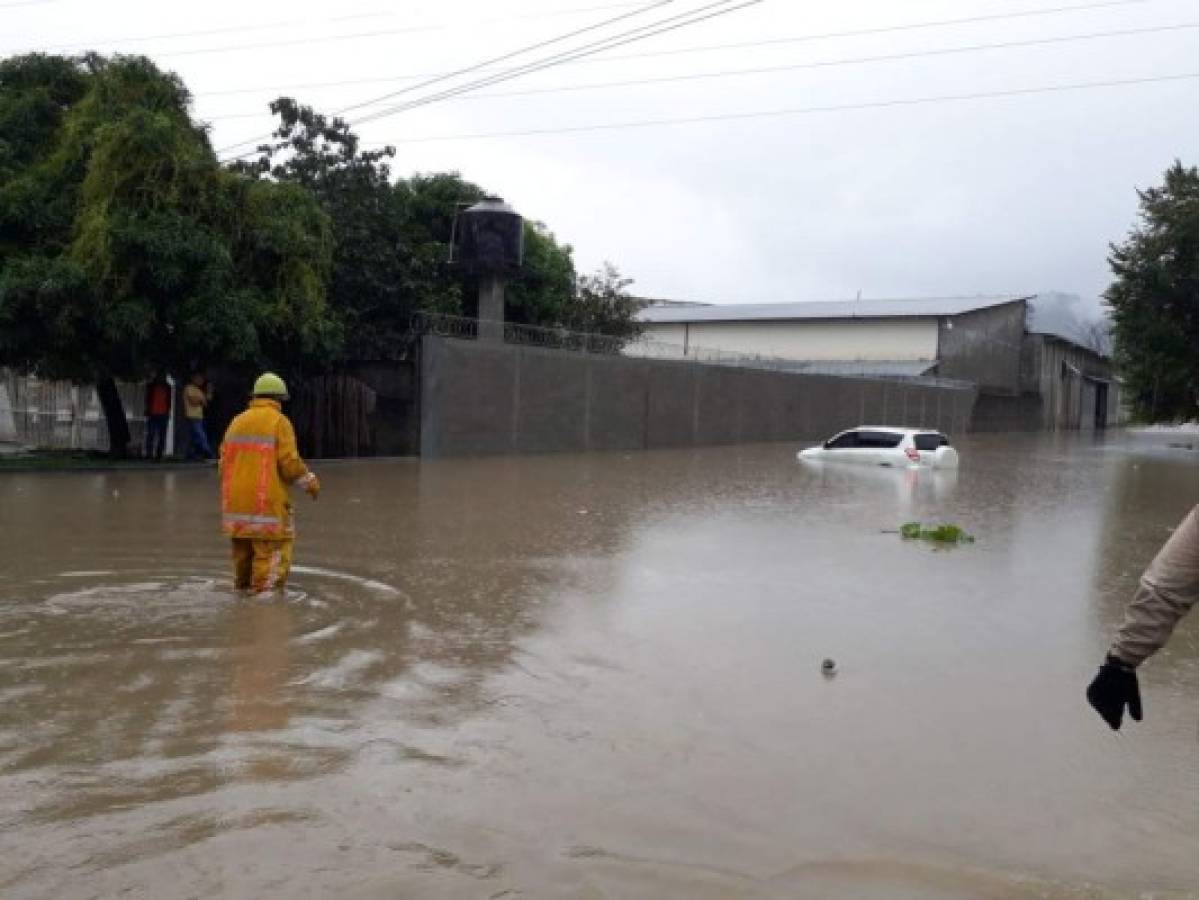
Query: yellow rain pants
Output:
[[231, 538, 294, 593]]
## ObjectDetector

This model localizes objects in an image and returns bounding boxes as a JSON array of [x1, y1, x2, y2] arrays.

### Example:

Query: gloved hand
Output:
[[302, 473, 320, 500], [1086, 655, 1142, 731]]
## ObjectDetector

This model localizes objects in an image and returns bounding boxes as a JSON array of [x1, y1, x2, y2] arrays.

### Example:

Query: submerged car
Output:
[[798, 427, 960, 469]]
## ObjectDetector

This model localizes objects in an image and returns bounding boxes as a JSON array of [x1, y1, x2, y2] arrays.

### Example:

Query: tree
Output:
[[1106, 161, 1199, 421], [231, 99, 419, 360], [240, 101, 639, 347], [504, 221, 577, 327], [0, 55, 336, 454], [560, 262, 642, 341]]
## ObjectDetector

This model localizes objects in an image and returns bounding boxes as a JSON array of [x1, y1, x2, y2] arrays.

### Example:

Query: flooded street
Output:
[[4, 434, 1199, 898]]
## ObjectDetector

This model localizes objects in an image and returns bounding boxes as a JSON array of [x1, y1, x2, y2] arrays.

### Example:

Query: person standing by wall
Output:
[[1087, 505, 1199, 730], [220, 373, 320, 593], [184, 373, 214, 461], [143, 372, 172, 460]]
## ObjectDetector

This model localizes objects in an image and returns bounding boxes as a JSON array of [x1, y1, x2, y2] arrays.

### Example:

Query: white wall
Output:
[[640, 320, 939, 361]]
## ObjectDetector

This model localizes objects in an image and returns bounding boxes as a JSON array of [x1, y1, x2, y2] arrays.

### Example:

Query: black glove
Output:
[[1086, 655, 1142, 731]]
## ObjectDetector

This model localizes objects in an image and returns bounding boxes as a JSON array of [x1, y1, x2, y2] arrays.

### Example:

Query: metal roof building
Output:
[[636, 296, 1033, 392], [638, 295, 1030, 324]]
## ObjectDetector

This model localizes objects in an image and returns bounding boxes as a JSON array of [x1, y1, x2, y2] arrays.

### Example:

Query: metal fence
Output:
[[409, 312, 974, 389], [0, 372, 148, 452]]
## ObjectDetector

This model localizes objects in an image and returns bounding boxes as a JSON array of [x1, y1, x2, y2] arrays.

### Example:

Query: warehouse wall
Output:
[[639, 320, 939, 362]]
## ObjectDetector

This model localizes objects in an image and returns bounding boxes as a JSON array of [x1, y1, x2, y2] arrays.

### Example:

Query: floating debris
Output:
[[900, 522, 975, 544], [821, 658, 837, 677]]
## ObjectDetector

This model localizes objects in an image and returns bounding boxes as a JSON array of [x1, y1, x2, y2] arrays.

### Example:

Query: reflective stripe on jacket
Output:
[[1112, 504, 1199, 666], [219, 399, 310, 540]]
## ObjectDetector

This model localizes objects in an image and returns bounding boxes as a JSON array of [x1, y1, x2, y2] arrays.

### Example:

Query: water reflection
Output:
[[229, 601, 293, 735]]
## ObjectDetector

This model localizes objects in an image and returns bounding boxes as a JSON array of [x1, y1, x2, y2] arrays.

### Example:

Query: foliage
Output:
[[0, 54, 337, 452], [1106, 161, 1199, 420], [560, 261, 643, 340], [504, 220, 576, 327], [241, 99, 639, 353], [900, 522, 975, 544]]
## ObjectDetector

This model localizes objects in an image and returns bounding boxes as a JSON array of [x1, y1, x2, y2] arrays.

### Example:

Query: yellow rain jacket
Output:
[[220, 399, 311, 540]]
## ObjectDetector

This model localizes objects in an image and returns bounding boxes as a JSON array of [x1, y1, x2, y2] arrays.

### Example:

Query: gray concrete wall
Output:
[[937, 300, 1027, 394], [420, 336, 978, 457], [970, 393, 1046, 432]]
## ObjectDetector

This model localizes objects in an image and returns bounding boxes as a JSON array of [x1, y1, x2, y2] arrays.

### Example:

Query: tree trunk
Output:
[[96, 376, 131, 458]]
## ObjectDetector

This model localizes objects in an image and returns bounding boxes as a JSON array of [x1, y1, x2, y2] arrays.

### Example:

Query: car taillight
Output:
[[905, 447, 920, 461]]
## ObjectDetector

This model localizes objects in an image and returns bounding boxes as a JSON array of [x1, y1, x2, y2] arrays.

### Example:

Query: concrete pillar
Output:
[[478, 275, 505, 342]]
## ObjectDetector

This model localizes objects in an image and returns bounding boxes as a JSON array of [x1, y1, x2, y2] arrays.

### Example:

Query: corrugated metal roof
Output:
[[638, 295, 1030, 324]]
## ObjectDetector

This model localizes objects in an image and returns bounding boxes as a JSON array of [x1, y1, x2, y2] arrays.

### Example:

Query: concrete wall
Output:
[[420, 336, 978, 458], [936, 299, 1027, 393], [970, 393, 1046, 432], [641, 320, 939, 361]]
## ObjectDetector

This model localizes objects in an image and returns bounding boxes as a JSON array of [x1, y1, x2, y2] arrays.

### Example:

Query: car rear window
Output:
[[914, 433, 949, 451], [856, 430, 904, 448]]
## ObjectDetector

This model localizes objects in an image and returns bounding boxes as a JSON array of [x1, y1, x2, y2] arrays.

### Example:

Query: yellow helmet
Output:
[[252, 372, 288, 399]]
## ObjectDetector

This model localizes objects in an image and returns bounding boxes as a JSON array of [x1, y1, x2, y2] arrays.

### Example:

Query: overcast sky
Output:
[[5, 0, 1198, 311]]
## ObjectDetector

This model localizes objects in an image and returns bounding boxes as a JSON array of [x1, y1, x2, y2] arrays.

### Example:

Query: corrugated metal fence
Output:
[[0, 371, 147, 452]]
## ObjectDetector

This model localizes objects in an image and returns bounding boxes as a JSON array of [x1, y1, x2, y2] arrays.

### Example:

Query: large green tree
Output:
[[241, 100, 633, 352], [1107, 161, 1199, 421], [0, 55, 337, 453]]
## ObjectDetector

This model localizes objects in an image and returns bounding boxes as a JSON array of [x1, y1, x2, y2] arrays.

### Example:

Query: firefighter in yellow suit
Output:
[[220, 373, 320, 592]]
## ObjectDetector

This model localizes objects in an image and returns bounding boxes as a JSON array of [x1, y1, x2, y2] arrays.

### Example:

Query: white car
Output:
[[798, 427, 960, 469]]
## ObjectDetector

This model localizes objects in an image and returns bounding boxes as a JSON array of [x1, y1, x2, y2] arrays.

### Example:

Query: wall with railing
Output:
[[418, 334, 978, 458]]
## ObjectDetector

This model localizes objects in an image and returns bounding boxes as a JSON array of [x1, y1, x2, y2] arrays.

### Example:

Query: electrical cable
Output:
[[371, 70, 1199, 144], [217, 0, 765, 160], [338, 0, 693, 116], [202, 19, 1199, 121], [7, 2, 643, 53], [350, 0, 765, 127], [468, 20, 1199, 101], [213, 0, 680, 156], [194, 0, 1158, 101]]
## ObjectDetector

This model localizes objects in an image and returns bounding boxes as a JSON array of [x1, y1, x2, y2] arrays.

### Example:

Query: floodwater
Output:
[[3, 434, 1199, 899]]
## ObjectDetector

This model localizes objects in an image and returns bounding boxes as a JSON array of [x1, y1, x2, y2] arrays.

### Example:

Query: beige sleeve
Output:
[[1111, 505, 1199, 666]]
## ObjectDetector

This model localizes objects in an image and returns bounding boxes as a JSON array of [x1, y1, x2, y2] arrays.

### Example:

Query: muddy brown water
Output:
[[3, 433, 1199, 898]]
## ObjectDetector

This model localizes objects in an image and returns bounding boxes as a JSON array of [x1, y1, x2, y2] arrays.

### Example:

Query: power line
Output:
[[374, 71, 1199, 144], [2, 2, 644, 56], [339, 0, 688, 117], [351, 0, 765, 127], [213, 0, 679, 156], [194, 0, 1158, 101], [203, 19, 1199, 121], [217, 0, 764, 159], [467, 21, 1199, 100]]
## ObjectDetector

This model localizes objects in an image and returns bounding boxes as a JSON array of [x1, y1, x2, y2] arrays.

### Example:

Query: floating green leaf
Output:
[[900, 522, 975, 544]]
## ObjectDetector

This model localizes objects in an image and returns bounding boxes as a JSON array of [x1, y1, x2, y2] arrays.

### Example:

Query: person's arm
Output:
[[1111, 505, 1199, 666], [1088, 505, 1199, 729], [276, 416, 318, 497]]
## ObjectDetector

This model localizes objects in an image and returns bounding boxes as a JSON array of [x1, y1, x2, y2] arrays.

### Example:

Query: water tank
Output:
[[455, 197, 524, 275]]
